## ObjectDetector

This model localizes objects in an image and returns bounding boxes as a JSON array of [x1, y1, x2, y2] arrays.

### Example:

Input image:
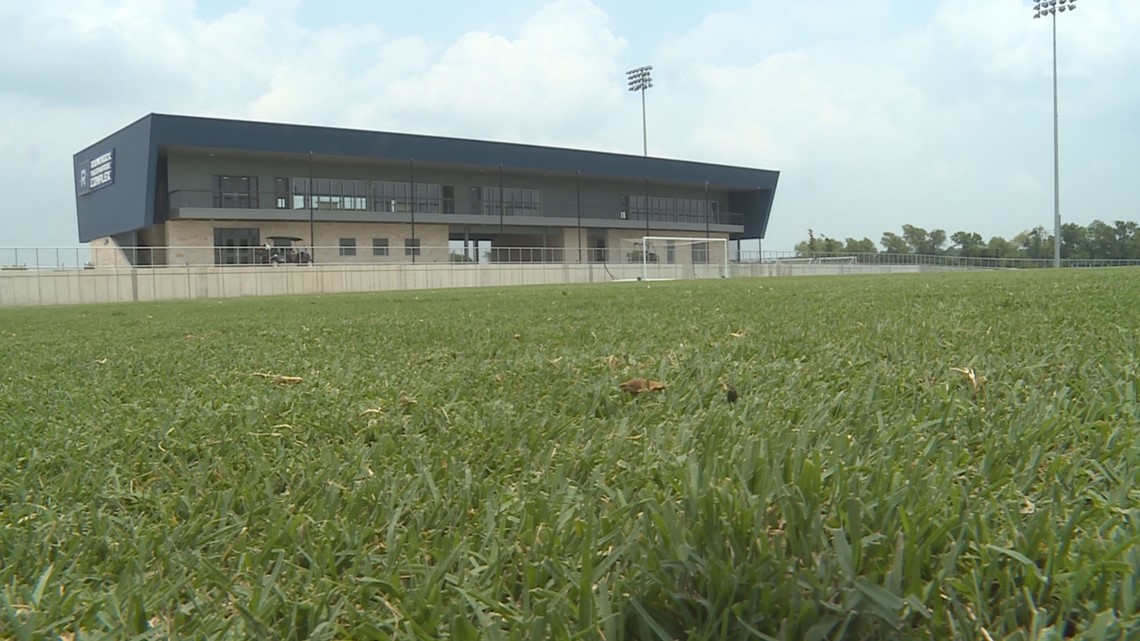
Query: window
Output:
[[374, 181, 410, 213], [284, 178, 449, 213], [339, 238, 357, 257], [372, 238, 389, 257], [416, 183, 442, 213], [291, 178, 308, 210], [213, 227, 260, 265], [628, 194, 647, 220], [666, 241, 676, 264], [480, 187, 543, 216], [692, 242, 710, 264], [212, 175, 259, 209], [442, 186, 455, 214], [274, 178, 289, 209], [316, 179, 368, 211], [291, 178, 369, 211], [468, 186, 482, 215], [371, 181, 444, 213], [626, 195, 715, 223], [405, 238, 421, 256]]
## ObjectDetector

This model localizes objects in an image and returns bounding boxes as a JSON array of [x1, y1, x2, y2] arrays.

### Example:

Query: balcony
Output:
[[166, 189, 744, 230], [168, 190, 457, 215]]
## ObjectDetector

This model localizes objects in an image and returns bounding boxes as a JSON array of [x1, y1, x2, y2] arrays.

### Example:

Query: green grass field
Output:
[[1, 270, 1139, 640]]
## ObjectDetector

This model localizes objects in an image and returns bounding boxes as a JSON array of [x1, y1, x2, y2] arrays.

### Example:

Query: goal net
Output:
[[776, 255, 858, 265], [618, 236, 730, 281]]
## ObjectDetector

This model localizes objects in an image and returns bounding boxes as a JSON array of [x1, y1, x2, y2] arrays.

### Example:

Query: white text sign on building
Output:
[[78, 148, 115, 195]]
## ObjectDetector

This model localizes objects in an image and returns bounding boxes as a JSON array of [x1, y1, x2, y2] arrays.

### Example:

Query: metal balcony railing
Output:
[[164, 190, 746, 226]]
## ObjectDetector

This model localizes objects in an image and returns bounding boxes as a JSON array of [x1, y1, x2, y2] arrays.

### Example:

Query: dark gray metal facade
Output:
[[73, 115, 156, 243], [73, 113, 779, 243]]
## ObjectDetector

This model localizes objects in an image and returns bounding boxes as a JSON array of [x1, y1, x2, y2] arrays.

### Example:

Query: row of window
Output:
[[338, 237, 420, 257], [292, 179, 456, 214], [211, 227, 424, 264], [472, 187, 543, 217], [212, 175, 457, 214], [621, 195, 720, 223], [214, 177, 547, 216], [210, 176, 724, 223]]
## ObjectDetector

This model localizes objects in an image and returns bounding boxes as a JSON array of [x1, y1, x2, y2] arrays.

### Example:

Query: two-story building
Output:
[[74, 114, 779, 268]]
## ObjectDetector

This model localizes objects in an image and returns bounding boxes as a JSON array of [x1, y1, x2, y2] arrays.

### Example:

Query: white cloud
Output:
[[645, 0, 1140, 247], [0, 0, 1137, 250], [357, 0, 628, 146], [245, 0, 630, 150]]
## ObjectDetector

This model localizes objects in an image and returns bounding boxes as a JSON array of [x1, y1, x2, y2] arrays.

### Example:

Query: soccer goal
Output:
[[618, 236, 730, 281], [815, 255, 858, 265]]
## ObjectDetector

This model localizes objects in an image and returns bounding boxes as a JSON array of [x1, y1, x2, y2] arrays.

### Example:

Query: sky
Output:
[[1, 0, 1137, 252]]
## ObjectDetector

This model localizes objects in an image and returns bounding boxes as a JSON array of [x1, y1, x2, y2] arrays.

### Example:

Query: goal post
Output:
[[620, 236, 730, 281]]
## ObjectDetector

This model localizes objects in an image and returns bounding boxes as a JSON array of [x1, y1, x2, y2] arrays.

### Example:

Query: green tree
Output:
[[929, 229, 947, 254], [1060, 223, 1088, 259], [880, 231, 909, 255], [820, 236, 844, 253], [844, 237, 877, 254], [985, 236, 1018, 259], [1014, 226, 1050, 260], [795, 230, 845, 255], [1085, 220, 1117, 259], [950, 231, 984, 257], [794, 229, 821, 255], [900, 224, 929, 254], [1113, 220, 1140, 259]]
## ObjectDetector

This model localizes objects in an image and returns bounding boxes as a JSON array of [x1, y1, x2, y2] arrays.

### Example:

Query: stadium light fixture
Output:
[[626, 65, 653, 156], [1032, 0, 1077, 267]]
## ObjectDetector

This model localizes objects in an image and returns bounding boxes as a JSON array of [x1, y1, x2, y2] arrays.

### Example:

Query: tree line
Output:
[[794, 220, 1140, 261]]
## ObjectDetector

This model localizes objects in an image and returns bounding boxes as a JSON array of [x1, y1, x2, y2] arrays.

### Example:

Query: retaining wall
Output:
[[0, 262, 932, 307]]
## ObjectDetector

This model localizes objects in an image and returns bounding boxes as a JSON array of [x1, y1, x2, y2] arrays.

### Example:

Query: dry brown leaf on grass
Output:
[[950, 366, 985, 397], [184, 330, 219, 341], [618, 378, 666, 395], [251, 372, 304, 385]]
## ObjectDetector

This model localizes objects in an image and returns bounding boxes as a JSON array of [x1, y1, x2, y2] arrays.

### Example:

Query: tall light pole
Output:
[[1033, 0, 1076, 268], [626, 65, 653, 156]]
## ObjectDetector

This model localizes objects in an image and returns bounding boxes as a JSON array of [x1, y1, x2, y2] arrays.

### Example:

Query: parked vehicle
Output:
[[257, 237, 312, 265]]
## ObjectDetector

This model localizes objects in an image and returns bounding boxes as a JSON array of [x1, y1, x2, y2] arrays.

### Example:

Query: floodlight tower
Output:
[[1033, 0, 1077, 268], [626, 65, 653, 156]]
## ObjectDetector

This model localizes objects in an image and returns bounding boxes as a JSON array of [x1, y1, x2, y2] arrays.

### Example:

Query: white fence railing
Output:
[[2, 245, 726, 269], [3, 246, 1139, 308], [6, 245, 1140, 271]]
